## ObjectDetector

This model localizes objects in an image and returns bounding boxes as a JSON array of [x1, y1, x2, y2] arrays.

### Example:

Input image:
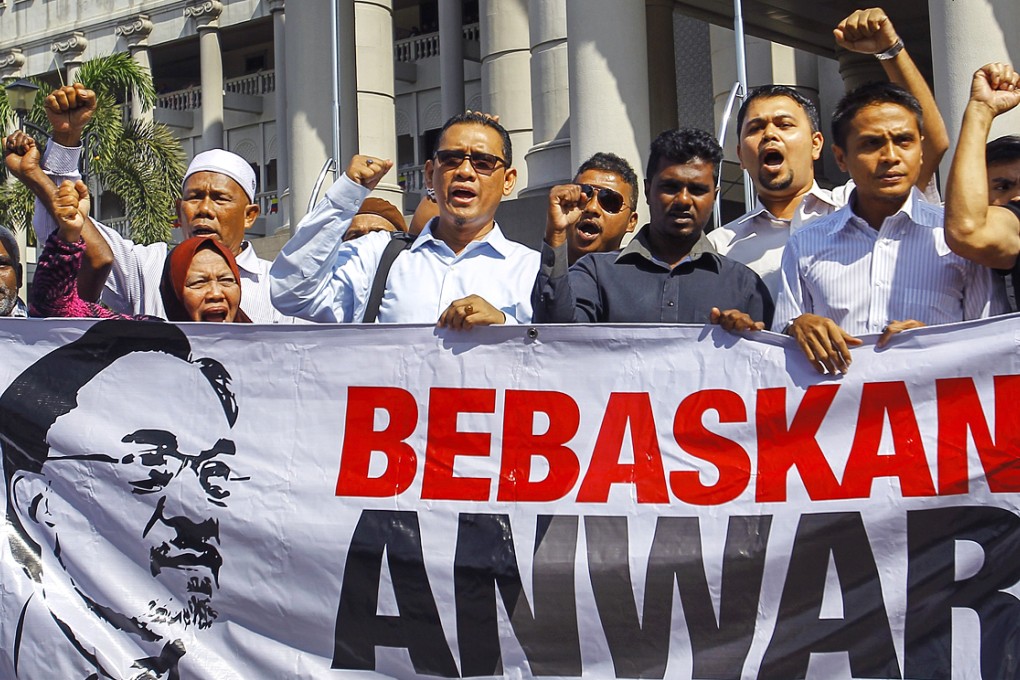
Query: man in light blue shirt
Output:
[[775, 82, 1006, 375], [270, 112, 539, 326]]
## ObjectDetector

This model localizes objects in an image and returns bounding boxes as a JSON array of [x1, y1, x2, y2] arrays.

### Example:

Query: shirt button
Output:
[[667, 301, 675, 307]]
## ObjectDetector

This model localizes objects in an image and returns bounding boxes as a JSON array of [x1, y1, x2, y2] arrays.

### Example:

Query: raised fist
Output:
[[45, 84, 97, 146], [345, 155, 393, 190]]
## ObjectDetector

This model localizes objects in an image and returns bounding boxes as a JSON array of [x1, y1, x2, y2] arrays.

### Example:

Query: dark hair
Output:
[[987, 135, 1020, 165], [830, 81, 923, 149], [737, 85, 821, 135], [434, 111, 513, 167], [0, 320, 238, 579], [576, 152, 640, 207], [0, 225, 20, 268], [646, 128, 723, 181]]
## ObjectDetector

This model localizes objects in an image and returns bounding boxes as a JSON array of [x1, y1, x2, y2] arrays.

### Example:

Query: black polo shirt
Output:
[[1006, 201, 1020, 310], [532, 226, 773, 326]]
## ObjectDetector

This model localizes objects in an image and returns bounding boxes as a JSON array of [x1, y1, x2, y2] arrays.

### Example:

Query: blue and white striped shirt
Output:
[[773, 188, 1008, 334]]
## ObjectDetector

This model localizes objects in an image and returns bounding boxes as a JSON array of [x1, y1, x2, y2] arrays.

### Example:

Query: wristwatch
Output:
[[875, 39, 904, 61]]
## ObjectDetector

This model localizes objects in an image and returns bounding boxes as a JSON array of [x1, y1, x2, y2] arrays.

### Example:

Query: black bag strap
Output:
[[362, 231, 415, 322]]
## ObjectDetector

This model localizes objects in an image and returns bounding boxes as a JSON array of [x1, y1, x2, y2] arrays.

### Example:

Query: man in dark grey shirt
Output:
[[533, 128, 772, 328]]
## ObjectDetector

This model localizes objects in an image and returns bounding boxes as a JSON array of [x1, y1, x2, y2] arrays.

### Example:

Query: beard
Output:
[[144, 576, 219, 630], [757, 167, 795, 192], [0, 283, 17, 316]]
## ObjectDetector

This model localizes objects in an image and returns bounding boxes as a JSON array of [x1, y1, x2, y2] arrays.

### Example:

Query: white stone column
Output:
[[186, 1, 225, 152], [929, 0, 1020, 181], [116, 15, 155, 124], [284, 0, 334, 230], [268, 0, 289, 228], [0, 48, 26, 83], [646, 0, 677, 136], [439, 0, 465, 119], [480, 0, 533, 196], [51, 32, 88, 84], [522, 0, 570, 196], [354, 0, 401, 205], [566, 0, 650, 191]]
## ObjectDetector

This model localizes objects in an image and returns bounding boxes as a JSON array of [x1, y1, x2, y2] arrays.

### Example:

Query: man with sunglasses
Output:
[[533, 128, 772, 328], [548, 152, 640, 266], [270, 112, 539, 326]]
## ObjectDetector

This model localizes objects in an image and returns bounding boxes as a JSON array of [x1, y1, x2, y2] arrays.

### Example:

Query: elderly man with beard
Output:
[[270, 111, 539, 327], [708, 7, 948, 299], [0, 225, 27, 317], [0, 320, 245, 680]]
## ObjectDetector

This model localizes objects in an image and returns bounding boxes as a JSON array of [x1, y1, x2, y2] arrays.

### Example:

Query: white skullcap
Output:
[[183, 149, 257, 203]]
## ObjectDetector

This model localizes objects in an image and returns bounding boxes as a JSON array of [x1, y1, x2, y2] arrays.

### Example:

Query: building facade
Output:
[[2, 0, 1019, 268]]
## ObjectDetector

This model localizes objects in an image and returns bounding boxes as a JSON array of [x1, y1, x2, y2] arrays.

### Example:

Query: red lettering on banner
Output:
[[840, 381, 934, 498], [755, 386, 842, 502], [421, 388, 496, 501], [937, 375, 1020, 494], [670, 389, 750, 505], [497, 390, 581, 502], [336, 386, 419, 497], [576, 393, 669, 503]]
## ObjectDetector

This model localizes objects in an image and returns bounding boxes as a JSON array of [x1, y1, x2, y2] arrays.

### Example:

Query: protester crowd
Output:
[[3, 7, 1020, 376]]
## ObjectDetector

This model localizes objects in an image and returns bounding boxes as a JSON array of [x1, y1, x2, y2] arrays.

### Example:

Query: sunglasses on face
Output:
[[578, 184, 628, 214], [434, 149, 507, 175]]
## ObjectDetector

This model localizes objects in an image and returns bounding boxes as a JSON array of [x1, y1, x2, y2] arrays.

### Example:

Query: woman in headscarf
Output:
[[31, 179, 250, 323]]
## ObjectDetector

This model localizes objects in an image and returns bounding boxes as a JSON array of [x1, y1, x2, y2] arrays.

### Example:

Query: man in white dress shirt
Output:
[[270, 112, 539, 326], [708, 7, 949, 299], [774, 82, 1006, 375], [14, 84, 293, 323]]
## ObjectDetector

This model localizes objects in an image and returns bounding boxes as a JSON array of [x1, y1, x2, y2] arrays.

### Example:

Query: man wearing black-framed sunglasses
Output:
[[533, 128, 772, 331], [271, 111, 540, 327], [546, 152, 640, 266]]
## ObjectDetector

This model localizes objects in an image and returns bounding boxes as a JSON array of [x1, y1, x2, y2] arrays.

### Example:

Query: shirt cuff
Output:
[[42, 140, 83, 174], [541, 241, 569, 279], [325, 173, 372, 210]]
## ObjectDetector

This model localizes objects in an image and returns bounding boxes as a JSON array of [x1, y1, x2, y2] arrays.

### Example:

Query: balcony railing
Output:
[[394, 23, 479, 63], [154, 70, 276, 112], [398, 165, 425, 194]]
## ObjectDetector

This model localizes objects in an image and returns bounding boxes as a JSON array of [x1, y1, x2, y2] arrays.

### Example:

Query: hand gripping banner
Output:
[[1, 316, 1020, 679]]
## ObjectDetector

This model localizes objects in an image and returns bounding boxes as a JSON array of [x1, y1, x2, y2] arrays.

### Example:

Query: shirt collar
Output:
[[615, 226, 717, 271], [737, 181, 841, 225], [841, 186, 922, 233], [234, 240, 262, 275], [11, 299, 28, 318], [412, 218, 514, 258]]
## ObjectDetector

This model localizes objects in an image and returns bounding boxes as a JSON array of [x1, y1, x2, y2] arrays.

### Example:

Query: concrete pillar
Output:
[[673, 13, 713, 134], [646, 0, 678, 137], [284, 0, 334, 230], [566, 0, 650, 192], [439, 0, 465, 119], [51, 32, 88, 83], [269, 0, 289, 228], [116, 15, 155, 124], [523, 0, 571, 195], [338, 0, 359, 166], [480, 0, 533, 197], [929, 0, 1020, 182], [354, 0, 402, 205], [0, 48, 26, 82], [186, 0, 225, 152]]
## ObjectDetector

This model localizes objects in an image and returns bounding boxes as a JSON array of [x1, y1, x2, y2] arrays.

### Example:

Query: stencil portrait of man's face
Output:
[[11, 351, 247, 637]]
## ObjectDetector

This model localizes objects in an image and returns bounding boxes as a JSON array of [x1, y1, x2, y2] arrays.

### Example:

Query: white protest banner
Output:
[[1, 316, 1019, 680]]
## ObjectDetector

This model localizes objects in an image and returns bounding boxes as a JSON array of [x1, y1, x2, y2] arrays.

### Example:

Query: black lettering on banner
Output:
[[332, 510, 458, 677], [905, 506, 1020, 680], [454, 514, 581, 677], [759, 512, 899, 680], [586, 515, 771, 679]]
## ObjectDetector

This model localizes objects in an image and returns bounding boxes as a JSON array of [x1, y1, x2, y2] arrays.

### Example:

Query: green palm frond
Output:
[[0, 54, 183, 244]]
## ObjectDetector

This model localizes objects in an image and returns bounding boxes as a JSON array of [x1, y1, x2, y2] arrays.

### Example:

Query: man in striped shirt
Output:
[[774, 82, 1006, 375]]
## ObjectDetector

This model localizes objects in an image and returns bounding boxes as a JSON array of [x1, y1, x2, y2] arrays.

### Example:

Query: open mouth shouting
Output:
[[759, 147, 786, 173], [573, 218, 602, 245], [448, 184, 478, 207]]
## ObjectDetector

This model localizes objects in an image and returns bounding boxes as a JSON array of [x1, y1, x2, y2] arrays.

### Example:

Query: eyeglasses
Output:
[[578, 184, 629, 214], [434, 149, 507, 175]]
